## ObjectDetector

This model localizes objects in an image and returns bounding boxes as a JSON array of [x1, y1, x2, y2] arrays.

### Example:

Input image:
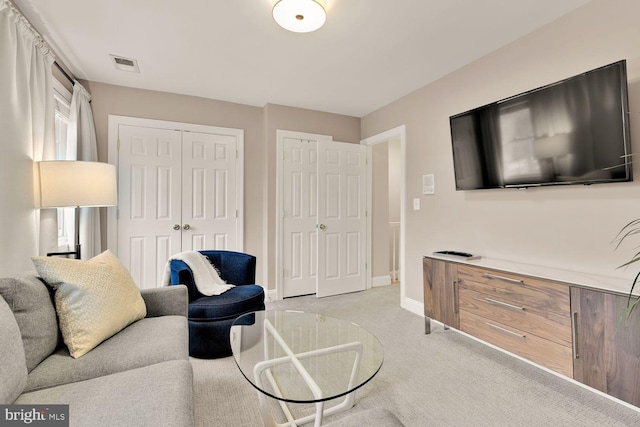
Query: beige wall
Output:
[[84, 83, 360, 289], [362, 0, 640, 303], [83, 81, 266, 283]]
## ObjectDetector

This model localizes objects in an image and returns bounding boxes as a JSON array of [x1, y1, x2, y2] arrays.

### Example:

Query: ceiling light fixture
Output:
[[273, 0, 327, 33]]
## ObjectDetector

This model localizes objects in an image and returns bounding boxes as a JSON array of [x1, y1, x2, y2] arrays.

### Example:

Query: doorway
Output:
[[276, 130, 368, 299], [361, 125, 407, 304], [371, 139, 401, 286], [107, 115, 244, 289]]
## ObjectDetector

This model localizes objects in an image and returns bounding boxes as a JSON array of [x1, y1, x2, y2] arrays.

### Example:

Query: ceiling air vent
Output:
[[109, 55, 140, 73]]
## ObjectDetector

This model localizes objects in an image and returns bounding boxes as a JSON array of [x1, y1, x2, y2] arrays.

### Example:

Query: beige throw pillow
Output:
[[32, 250, 147, 358]]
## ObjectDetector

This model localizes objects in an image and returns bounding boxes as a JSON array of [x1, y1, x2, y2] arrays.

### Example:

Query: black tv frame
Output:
[[449, 60, 633, 190]]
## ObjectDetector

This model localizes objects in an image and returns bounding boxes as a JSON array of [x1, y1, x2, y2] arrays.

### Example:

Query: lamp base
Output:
[[46, 206, 82, 260], [47, 237, 82, 259], [46, 251, 79, 259], [47, 243, 81, 260]]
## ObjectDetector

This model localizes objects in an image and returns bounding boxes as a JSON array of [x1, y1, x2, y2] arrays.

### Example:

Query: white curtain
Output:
[[0, 0, 56, 275], [67, 83, 101, 259]]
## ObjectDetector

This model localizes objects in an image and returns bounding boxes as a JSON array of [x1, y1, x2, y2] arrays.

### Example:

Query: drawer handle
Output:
[[572, 311, 579, 359], [453, 280, 459, 314], [485, 297, 525, 311], [486, 322, 526, 339], [484, 273, 524, 286]]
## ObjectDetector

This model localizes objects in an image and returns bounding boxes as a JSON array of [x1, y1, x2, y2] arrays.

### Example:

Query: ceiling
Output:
[[13, 0, 592, 117]]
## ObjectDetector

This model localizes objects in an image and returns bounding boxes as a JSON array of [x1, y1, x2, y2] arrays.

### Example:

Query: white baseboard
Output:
[[265, 289, 277, 302], [372, 275, 391, 288], [401, 296, 423, 317]]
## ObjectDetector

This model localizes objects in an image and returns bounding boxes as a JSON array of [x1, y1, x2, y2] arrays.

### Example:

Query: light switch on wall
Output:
[[413, 198, 420, 210]]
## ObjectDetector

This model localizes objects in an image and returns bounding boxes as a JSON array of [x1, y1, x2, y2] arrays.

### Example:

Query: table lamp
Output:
[[35, 160, 117, 259]]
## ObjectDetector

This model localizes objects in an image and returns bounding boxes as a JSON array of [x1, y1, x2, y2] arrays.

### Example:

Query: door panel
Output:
[[572, 287, 640, 405], [423, 258, 460, 328], [282, 138, 318, 297], [117, 125, 182, 288], [317, 141, 367, 298], [182, 132, 238, 251]]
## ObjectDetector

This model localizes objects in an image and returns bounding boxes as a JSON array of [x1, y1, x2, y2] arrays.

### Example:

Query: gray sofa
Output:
[[0, 273, 194, 427]]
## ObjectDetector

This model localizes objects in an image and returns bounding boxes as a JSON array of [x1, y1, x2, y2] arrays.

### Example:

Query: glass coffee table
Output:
[[230, 310, 384, 427]]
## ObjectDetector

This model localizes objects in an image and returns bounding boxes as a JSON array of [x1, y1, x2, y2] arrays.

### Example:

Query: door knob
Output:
[[173, 224, 180, 231], [319, 224, 327, 230], [183, 224, 191, 230]]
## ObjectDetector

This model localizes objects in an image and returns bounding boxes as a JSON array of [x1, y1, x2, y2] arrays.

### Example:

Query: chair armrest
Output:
[[170, 260, 199, 302], [170, 251, 257, 302], [140, 285, 188, 318]]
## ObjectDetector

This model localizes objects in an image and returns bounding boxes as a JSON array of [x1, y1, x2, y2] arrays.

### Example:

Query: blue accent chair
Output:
[[169, 250, 265, 359]]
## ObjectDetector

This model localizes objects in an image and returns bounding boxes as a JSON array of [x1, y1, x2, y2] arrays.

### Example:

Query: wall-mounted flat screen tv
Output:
[[449, 60, 632, 190]]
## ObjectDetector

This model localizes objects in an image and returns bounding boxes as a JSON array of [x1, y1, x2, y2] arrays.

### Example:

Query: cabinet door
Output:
[[423, 258, 460, 329], [572, 287, 640, 406]]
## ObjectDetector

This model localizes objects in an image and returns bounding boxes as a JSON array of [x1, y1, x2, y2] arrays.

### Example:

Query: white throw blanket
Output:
[[161, 251, 235, 296]]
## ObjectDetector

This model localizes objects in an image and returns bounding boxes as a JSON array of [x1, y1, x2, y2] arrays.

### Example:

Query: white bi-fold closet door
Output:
[[108, 116, 243, 289], [280, 132, 368, 299]]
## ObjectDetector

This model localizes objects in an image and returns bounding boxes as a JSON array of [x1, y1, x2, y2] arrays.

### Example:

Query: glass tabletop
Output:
[[230, 310, 384, 404]]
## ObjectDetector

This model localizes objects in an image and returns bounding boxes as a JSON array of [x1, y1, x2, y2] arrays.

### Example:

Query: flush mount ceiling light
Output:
[[273, 0, 327, 33]]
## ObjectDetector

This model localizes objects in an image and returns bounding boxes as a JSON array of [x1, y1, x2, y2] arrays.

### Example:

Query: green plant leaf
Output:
[[617, 256, 640, 269], [613, 228, 640, 250], [624, 271, 640, 319], [613, 220, 640, 322]]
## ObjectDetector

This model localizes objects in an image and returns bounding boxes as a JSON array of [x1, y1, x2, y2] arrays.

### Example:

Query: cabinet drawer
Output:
[[459, 287, 571, 347], [457, 265, 570, 317], [460, 310, 573, 378]]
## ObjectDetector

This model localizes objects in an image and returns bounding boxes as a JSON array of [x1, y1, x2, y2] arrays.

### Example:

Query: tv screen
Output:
[[449, 60, 632, 190]]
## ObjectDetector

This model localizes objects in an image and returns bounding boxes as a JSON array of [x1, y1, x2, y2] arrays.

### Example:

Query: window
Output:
[[53, 78, 74, 249], [498, 103, 542, 183]]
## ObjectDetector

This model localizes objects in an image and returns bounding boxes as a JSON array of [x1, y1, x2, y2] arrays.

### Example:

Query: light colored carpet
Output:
[[191, 285, 640, 426]]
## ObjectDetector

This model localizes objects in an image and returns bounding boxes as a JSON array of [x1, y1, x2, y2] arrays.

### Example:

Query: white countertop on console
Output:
[[426, 254, 638, 297]]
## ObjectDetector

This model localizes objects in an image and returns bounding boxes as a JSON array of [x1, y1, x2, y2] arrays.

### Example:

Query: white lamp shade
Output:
[[273, 0, 326, 33], [35, 161, 117, 208]]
